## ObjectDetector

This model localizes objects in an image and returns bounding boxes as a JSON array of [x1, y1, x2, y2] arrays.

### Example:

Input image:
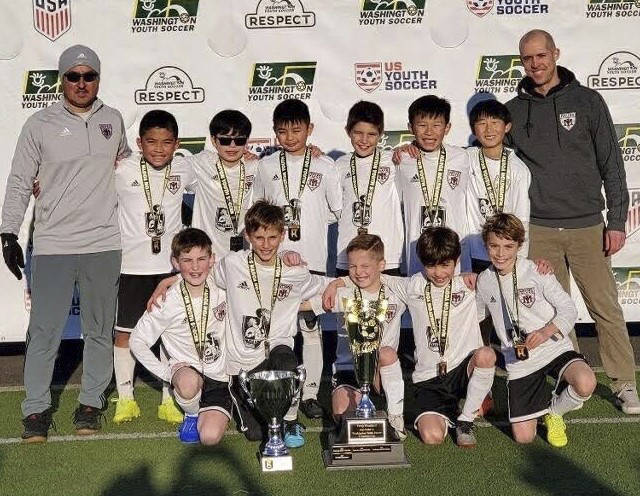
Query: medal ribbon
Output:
[[215, 159, 245, 235], [478, 148, 508, 214], [247, 251, 283, 345], [180, 281, 210, 361], [279, 147, 312, 203], [424, 280, 452, 360], [416, 146, 446, 222], [139, 156, 171, 214], [350, 148, 381, 225], [495, 263, 523, 343]]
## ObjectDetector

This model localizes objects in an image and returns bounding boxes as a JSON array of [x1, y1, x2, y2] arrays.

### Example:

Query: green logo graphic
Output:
[[175, 137, 206, 157], [379, 131, 414, 151], [476, 55, 524, 80], [248, 62, 316, 102], [361, 0, 425, 13], [133, 0, 199, 19], [22, 70, 62, 110]]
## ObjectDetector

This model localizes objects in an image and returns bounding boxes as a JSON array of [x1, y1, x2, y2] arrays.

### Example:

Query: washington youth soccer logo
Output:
[[135, 66, 205, 104], [587, 52, 640, 90], [131, 0, 199, 34], [492, 0, 549, 15], [467, 0, 494, 17], [359, 0, 426, 26], [245, 0, 315, 29], [22, 70, 62, 110], [248, 62, 316, 102], [174, 137, 206, 157], [355, 61, 436, 92], [559, 112, 576, 131], [379, 131, 414, 151], [613, 268, 640, 306], [475, 55, 524, 95], [586, 0, 640, 19], [615, 123, 640, 163], [518, 288, 535, 308], [33, 0, 71, 41]]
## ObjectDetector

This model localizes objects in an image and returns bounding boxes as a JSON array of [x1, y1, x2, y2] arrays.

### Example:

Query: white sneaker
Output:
[[616, 385, 640, 415], [388, 414, 407, 441]]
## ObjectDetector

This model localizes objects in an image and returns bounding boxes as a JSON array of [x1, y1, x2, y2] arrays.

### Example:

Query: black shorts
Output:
[[331, 370, 360, 392], [507, 350, 586, 423], [116, 272, 174, 331], [200, 376, 233, 418], [412, 355, 473, 427]]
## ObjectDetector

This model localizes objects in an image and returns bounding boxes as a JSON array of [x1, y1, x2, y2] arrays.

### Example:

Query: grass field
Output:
[[1, 374, 639, 496]]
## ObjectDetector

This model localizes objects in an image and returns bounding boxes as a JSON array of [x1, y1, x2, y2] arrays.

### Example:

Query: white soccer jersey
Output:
[[395, 144, 470, 275], [115, 152, 195, 275], [190, 149, 258, 258], [335, 150, 403, 270], [382, 273, 483, 383], [476, 258, 576, 380], [464, 146, 531, 269], [214, 250, 328, 375], [130, 274, 227, 383], [310, 282, 406, 373], [254, 151, 342, 273]]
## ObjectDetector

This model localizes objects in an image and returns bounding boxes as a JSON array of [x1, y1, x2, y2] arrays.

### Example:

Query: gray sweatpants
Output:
[[22, 251, 121, 417]]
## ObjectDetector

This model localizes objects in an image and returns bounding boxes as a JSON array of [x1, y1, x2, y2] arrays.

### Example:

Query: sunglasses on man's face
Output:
[[216, 136, 248, 146], [64, 71, 99, 83]]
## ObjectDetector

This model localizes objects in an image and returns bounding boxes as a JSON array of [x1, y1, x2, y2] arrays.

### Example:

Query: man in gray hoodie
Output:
[[506, 29, 639, 414], [1, 45, 131, 441]]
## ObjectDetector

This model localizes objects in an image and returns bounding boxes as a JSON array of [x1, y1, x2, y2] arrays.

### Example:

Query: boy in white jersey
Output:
[[393, 96, 471, 276], [465, 100, 531, 274], [336, 101, 403, 277], [130, 228, 230, 445], [215, 201, 331, 449], [254, 99, 342, 419], [306, 234, 407, 439], [191, 110, 257, 257], [380, 227, 496, 448], [476, 214, 596, 447], [113, 110, 193, 425]]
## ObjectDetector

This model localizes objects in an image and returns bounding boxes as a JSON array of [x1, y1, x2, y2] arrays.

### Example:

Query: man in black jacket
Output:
[[506, 29, 639, 414]]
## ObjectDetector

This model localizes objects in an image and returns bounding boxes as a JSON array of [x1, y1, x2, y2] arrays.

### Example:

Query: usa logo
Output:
[[559, 112, 576, 131], [167, 175, 181, 195], [99, 124, 112, 140], [354, 63, 382, 93], [33, 0, 71, 42], [518, 288, 536, 308], [277, 283, 293, 300], [307, 172, 323, 191], [377, 167, 391, 184], [447, 170, 461, 189], [451, 290, 466, 307], [467, 0, 493, 17]]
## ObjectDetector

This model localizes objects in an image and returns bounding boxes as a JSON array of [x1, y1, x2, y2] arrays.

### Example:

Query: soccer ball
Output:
[[470, 0, 490, 7], [360, 69, 377, 85]]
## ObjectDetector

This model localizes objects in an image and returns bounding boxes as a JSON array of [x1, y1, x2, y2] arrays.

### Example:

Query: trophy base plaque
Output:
[[261, 454, 293, 472], [323, 412, 410, 470]]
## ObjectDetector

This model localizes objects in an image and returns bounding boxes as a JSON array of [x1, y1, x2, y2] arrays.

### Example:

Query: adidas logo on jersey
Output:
[[410, 174, 419, 183], [212, 174, 219, 181], [237, 281, 249, 290], [272, 174, 279, 181], [130, 180, 140, 187], [490, 296, 496, 303], [59, 127, 71, 137]]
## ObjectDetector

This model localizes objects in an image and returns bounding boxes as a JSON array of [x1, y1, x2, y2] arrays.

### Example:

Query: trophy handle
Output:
[[238, 369, 254, 408], [292, 365, 306, 405]]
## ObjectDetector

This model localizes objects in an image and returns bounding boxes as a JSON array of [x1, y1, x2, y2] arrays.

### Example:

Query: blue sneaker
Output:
[[178, 414, 199, 444], [283, 420, 305, 449]]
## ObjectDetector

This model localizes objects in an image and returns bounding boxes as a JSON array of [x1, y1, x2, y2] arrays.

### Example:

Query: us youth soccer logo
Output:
[[247, 62, 316, 102], [559, 112, 576, 131], [475, 55, 524, 94], [174, 137, 206, 157], [625, 190, 640, 239], [33, 0, 71, 41], [245, 0, 315, 29], [131, 0, 199, 34], [586, 0, 640, 19], [613, 267, 640, 306], [22, 70, 62, 110], [467, 0, 494, 17], [615, 123, 640, 163], [359, 0, 426, 26], [587, 52, 640, 90], [135, 66, 205, 104], [379, 131, 415, 151], [355, 61, 436, 92], [493, 0, 549, 15]]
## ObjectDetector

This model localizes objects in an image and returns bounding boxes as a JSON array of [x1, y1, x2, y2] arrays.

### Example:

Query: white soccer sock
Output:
[[550, 385, 591, 417], [379, 360, 404, 416], [174, 390, 201, 415], [458, 366, 495, 422], [300, 315, 322, 401], [114, 345, 136, 399], [284, 403, 299, 422], [159, 345, 171, 402]]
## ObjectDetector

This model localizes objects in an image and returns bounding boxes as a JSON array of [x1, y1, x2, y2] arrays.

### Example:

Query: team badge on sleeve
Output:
[[99, 124, 113, 140], [518, 288, 536, 308]]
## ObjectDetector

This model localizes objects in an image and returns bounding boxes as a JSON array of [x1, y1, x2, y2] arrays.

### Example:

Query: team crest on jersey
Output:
[[559, 112, 576, 131], [307, 172, 323, 191], [447, 170, 461, 189], [277, 283, 293, 300], [99, 124, 112, 140], [33, 0, 72, 41], [467, 0, 493, 17], [385, 303, 397, 323], [213, 302, 226, 321], [245, 174, 255, 191], [354, 63, 382, 93], [518, 288, 535, 308], [451, 290, 466, 307], [377, 167, 391, 184], [167, 175, 181, 194], [203, 334, 221, 364]]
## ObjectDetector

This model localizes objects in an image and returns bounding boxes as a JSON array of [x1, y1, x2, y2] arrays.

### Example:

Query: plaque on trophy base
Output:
[[323, 411, 410, 470], [261, 455, 293, 472]]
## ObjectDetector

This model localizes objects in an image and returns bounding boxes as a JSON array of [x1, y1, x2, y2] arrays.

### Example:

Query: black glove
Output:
[[1, 233, 24, 280]]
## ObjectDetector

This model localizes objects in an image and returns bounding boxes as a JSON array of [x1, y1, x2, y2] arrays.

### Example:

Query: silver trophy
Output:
[[238, 366, 306, 471]]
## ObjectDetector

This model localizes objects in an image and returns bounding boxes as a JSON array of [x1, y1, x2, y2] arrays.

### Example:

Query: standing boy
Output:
[[130, 228, 230, 445]]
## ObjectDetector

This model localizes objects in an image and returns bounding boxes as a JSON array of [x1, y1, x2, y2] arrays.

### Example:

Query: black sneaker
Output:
[[300, 398, 324, 419], [455, 421, 477, 449], [21, 410, 53, 443], [73, 404, 104, 435]]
